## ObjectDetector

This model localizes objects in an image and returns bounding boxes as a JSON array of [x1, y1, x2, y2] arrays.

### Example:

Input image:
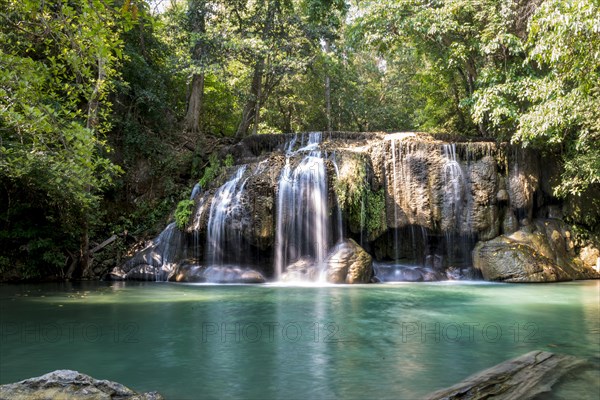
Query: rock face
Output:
[[473, 219, 600, 282], [113, 132, 599, 283], [326, 239, 373, 283], [425, 351, 590, 400], [0, 370, 162, 400]]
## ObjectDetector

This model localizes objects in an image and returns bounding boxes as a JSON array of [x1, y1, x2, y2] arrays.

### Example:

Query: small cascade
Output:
[[190, 183, 201, 200], [441, 143, 469, 266], [441, 143, 465, 229], [205, 165, 248, 266], [153, 222, 180, 281], [274, 132, 331, 281]]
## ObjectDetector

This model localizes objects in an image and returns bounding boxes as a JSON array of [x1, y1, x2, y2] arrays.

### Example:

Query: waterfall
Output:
[[153, 222, 180, 281], [190, 183, 201, 200], [442, 144, 464, 213], [274, 132, 330, 281], [205, 165, 248, 266], [441, 144, 467, 265], [390, 139, 400, 260]]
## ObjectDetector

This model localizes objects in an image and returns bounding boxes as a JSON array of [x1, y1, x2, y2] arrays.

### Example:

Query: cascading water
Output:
[[441, 143, 465, 230], [390, 139, 400, 260], [205, 165, 248, 266], [152, 222, 182, 281], [441, 143, 471, 266], [274, 132, 331, 281]]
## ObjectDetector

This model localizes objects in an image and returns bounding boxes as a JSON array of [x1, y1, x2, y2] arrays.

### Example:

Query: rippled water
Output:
[[1, 281, 598, 399]]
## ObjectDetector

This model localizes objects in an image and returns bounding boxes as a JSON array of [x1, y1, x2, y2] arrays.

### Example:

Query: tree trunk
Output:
[[236, 58, 264, 138], [185, 73, 205, 133], [185, 0, 207, 134], [324, 40, 332, 132], [236, 0, 276, 138], [87, 56, 105, 130]]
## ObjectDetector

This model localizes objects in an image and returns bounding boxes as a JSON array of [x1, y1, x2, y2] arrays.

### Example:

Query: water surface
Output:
[[1, 281, 598, 399]]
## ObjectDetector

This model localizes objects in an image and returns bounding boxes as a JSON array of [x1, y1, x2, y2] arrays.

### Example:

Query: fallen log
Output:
[[425, 350, 589, 400], [90, 234, 117, 254]]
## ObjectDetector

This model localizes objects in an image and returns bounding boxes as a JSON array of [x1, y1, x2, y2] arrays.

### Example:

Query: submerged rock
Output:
[[0, 370, 162, 400], [326, 239, 373, 283], [473, 219, 600, 282]]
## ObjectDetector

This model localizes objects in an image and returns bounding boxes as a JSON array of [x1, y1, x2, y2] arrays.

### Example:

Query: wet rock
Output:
[[579, 245, 600, 270], [281, 257, 318, 281], [0, 369, 162, 400], [473, 219, 600, 282], [125, 265, 163, 281], [502, 210, 518, 235], [496, 189, 509, 203], [203, 266, 266, 283], [326, 239, 373, 284], [171, 264, 205, 282], [373, 263, 446, 282], [240, 270, 266, 283], [507, 147, 540, 223]]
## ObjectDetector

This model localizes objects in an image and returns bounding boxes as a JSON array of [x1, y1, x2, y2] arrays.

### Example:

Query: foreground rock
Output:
[[425, 351, 589, 400], [326, 239, 373, 283], [0, 370, 162, 400], [473, 219, 600, 282]]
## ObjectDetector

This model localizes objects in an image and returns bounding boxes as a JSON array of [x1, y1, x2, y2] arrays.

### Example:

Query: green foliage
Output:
[[224, 154, 235, 168], [0, 0, 125, 277], [199, 153, 222, 188], [175, 199, 195, 230]]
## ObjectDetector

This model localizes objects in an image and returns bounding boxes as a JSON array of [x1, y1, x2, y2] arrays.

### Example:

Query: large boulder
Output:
[[0, 370, 162, 400], [326, 239, 373, 283], [473, 219, 600, 282]]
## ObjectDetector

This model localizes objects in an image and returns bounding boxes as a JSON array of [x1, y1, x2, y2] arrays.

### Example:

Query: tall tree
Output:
[[184, 0, 209, 133], [304, 0, 347, 131], [0, 0, 125, 277]]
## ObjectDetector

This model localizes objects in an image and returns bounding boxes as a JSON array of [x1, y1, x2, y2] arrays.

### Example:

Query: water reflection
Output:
[[0, 281, 598, 399]]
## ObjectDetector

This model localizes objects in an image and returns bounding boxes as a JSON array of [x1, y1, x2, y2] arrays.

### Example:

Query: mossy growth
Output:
[[199, 153, 222, 188], [199, 152, 235, 188], [175, 199, 195, 230], [334, 157, 387, 240]]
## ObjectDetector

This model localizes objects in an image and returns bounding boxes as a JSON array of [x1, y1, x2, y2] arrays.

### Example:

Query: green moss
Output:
[[175, 199, 195, 230], [334, 158, 387, 239]]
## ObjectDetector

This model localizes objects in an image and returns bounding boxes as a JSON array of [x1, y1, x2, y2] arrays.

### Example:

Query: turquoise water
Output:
[[0, 281, 599, 399]]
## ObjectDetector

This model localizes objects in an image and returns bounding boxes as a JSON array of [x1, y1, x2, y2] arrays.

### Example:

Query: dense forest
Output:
[[1, 0, 598, 280]]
